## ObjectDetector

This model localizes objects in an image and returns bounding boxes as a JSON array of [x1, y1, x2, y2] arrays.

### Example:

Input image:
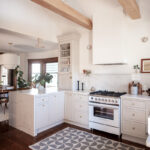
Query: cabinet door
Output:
[[64, 93, 73, 121], [72, 94, 88, 125], [54, 93, 64, 122], [48, 93, 64, 125], [36, 101, 49, 129], [58, 73, 72, 90]]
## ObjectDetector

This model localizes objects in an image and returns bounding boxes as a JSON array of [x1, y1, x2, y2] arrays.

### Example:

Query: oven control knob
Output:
[[115, 100, 118, 103], [95, 98, 97, 100], [91, 97, 93, 99], [112, 100, 114, 103]]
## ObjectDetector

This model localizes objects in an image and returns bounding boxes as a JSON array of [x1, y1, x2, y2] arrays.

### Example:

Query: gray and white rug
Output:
[[29, 127, 143, 150]]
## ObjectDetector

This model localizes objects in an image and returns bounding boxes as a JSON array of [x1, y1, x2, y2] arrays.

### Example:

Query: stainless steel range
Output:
[[89, 90, 126, 136]]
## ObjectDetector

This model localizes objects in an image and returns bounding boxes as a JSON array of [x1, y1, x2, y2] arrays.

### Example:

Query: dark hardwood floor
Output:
[[0, 121, 149, 150]]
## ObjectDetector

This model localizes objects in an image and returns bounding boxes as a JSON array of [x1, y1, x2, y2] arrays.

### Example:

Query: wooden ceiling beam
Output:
[[118, 0, 141, 19], [31, 0, 92, 30]]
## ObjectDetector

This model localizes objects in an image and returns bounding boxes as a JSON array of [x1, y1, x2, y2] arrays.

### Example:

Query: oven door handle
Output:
[[88, 102, 119, 109]]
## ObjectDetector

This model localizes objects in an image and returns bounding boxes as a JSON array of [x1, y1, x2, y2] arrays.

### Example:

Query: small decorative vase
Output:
[[38, 84, 45, 93]]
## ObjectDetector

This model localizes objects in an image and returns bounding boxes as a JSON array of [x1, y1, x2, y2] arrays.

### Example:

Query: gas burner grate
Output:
[[90, 90, 126, 97]]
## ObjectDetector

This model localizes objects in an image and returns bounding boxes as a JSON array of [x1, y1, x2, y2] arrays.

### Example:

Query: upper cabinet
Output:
[[92, 9, 126, 65], [57, 33, 80, 91]]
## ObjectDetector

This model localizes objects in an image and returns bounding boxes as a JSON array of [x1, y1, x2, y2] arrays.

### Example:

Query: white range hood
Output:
[[0, 53, 20, 69], [92, 9, 126, 65]]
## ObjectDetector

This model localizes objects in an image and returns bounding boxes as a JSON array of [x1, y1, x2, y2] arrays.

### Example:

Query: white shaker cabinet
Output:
[[121, 95, 150, 145], [9, 90, 64, 136], [64, 92, 89, 128], [35, 96, 49, 130]]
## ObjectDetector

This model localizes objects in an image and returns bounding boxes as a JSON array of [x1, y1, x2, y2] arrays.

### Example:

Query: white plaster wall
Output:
[[19, 53, 28, 80]]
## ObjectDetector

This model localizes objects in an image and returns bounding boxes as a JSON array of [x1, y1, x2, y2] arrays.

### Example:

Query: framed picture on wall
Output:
[[141, 59, 150, 73]]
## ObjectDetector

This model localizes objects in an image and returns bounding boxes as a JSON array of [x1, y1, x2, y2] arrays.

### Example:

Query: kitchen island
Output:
[[9, 88, 64, 136]]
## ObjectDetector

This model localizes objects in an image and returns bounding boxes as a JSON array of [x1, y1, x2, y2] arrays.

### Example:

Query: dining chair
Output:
[[0, 92, 9, 114]]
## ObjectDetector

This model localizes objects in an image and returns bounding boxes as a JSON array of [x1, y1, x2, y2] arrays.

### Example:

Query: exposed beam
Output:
[[31, 0, 92, 30], [118, 0, 141, 19]]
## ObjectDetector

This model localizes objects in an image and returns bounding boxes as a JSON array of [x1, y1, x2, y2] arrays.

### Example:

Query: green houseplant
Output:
[[32, 73, 53, 91], [15, 66, 30, 88]]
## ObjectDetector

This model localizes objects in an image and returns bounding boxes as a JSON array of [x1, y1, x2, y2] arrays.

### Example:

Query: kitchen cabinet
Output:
[[9, 89, 64, 136], [121, 95, 150, 145], [64, 92, 89, 128], [35, 96, 49, 130], [57, 33, 80, 90]]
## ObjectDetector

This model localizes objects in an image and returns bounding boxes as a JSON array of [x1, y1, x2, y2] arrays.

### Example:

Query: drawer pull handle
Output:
[[132, 127, 135, 130], [132, 113, 135, 117]]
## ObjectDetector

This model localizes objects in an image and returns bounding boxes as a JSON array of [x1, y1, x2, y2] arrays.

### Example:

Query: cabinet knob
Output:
[[132, 127, 135, 130], [80, 105, 82, 108], [80, 116, 82, 118], [42, 99, 44, 101], [132, 113, 135, 117], [43, 104, 45, 107], [132, 103, 135, 106]]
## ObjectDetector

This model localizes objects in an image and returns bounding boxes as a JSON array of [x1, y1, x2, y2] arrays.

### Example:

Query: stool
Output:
[[0, 98, 8, 114]]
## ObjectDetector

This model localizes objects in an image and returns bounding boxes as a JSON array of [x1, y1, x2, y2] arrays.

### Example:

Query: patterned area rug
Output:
[[29, 127, 143, 150]]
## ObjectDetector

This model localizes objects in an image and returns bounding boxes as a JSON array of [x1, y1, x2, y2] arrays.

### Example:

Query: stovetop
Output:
[[90, 90, 126, 97]]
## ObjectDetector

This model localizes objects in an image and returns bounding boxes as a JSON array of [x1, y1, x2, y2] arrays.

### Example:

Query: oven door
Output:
[[89, 102, 120, 127]]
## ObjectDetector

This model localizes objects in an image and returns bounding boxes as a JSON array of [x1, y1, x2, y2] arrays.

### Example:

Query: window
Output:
[[31, 63, 41, 81], [1, 66, 8, 85], [46, 63, 58, 88], [28, 57, 58, 88]]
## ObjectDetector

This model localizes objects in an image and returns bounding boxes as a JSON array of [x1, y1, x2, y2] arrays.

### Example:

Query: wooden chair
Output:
[[0, 92, 9, 114]]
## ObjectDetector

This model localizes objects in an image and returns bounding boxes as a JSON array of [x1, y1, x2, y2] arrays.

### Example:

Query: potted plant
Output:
[[133, 65, 140, 73], [15, 66, 31, 89], [32, 73, 53, 92]]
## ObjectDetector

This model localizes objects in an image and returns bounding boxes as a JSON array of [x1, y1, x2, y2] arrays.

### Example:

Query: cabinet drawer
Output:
[[123, 100, 145, 109], [74, 112, 88, 125], [36, 96, 49, 104], [75, 101, 88, 112], [122, 121, 146, 138], [123, 108, 145, 123]]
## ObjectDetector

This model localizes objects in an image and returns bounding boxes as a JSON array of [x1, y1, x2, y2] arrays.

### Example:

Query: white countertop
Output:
[[65, 90, 89, 95], [10, 88, 90, 96], [121, 94, 150, 101], [12, 88, 62, 96]]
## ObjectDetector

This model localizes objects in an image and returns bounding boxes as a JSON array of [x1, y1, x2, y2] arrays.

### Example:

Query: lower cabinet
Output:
[[9, 90, 88, 136], [64, 92, 89, 128], [35, 93, 64, 134], [121, 95, 148, 145], [9, 91, 64, 137]]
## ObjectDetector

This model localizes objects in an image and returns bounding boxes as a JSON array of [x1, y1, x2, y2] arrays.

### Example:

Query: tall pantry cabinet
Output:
[[57, 33, 80, 91]]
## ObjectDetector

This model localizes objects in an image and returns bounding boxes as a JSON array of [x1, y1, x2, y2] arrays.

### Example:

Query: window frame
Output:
[[28, 57, 58, 82]]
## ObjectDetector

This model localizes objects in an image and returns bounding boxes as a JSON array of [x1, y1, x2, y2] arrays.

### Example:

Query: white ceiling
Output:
[[0, 0, 146, 53], [0, 28, 58, 53]]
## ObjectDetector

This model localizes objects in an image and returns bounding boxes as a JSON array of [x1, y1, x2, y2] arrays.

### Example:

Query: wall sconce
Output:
[[141, 37, 148, 43], [87, 45, 92, 50]]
